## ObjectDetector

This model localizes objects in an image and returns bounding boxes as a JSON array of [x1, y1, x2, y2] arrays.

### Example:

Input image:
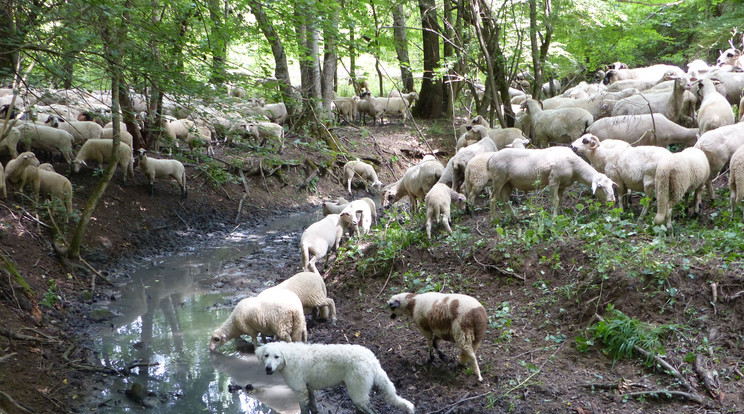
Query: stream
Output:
[[88, 209, 324, 413]]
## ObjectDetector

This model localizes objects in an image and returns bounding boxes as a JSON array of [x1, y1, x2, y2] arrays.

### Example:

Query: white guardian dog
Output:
[[256, 342, 415, 414]]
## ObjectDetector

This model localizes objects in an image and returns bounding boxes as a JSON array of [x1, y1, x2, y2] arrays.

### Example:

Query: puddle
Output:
[[88, 210, 324, 413]]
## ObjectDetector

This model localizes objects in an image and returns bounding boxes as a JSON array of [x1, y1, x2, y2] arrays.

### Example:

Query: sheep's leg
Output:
[[459, 346, 483, 381], [432, 337, 447, 361], [706, 180, 716, 200], [442, 207, 453, 235]]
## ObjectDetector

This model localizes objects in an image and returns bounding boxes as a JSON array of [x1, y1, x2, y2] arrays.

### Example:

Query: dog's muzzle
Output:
[[265, 366, 274, 375]]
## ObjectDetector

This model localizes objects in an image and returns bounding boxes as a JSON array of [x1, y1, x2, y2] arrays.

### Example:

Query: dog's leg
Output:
[[306, 384, 318, 414]]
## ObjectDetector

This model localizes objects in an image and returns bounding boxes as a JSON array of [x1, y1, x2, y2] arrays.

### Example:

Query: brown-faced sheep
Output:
[[388, 292, 487, 382]]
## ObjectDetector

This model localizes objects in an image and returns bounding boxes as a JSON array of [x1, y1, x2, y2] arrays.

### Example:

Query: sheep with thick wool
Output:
[[321, 197, 349, 215], [610, 75, 694, 126], [16, 123, 75, 164], [522, 99, 593, 148], [299, 213, 349, 272], [267, 266, 336, 322], [209, 288, 307, 352], [73, 139, 135, 185], [342, 160, 382, 195], [383, 155, 444, 211], [456, 125, 525, 151], [463, 138, 530, 206], [653, 147, 709, 228], [424, 183, 466, 239], [101, 127, 133, 148], [450, 136, 498, 193], [45, 115, 103, 145], [694, 122, 744, 199], [0, 126, 25, 158], [587, 113, 699, 148], [728, 145, 744, 221], [693, 78, 735, 134], [388, 292, 487, 382], [246, 122, 284, 152], [5, 152, 40, 197], [339, 199, 373, 237], [332, 97, 358, 123], [571, 135, 671, 216], [37, 168, 73, 215], [359, 92, 410, 125], [487, 147, 616, 220], [135, 149, 187, 198], [185, 124, 215, 156]]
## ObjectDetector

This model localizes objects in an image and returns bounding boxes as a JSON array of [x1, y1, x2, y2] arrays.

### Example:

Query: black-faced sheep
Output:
[[487, 146, 616, 220], [388, 292, 487, 382], [73, 139, 135, 185], [694, 122, 744, 199], [342, 160, 382, 195], [521, 99, 593, 148], [653, 147, 710, 228], [424, 183, 466, 239], [135, 149, 187, 198], [209, 289, 307, 352], [299, 213, 349, 272], [383, 155, 444, 211], [729, 145, 744, 221]]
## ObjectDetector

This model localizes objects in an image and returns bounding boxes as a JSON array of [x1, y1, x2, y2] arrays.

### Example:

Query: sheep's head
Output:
[[591, 174, 617, 204], [570, 134, 599, 155], [73, 159, 87, 173], [16, 152, 40, 168], [209, 330, 228, 352], [387, 293, 414, 319], [717, 48, 741, 67], [452, 192, 467, 210]]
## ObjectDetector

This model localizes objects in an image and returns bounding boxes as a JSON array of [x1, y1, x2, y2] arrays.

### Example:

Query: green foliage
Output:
[[41, 279, 61, 308]]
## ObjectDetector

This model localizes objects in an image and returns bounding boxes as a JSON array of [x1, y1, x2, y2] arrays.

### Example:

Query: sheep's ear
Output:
[[592, 179, 599, 194]]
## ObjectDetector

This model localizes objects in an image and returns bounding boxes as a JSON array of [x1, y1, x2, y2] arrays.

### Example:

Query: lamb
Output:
[[653, 147, 710, 228], [729, 145, 744, 221], [268, 267, 336, 322], [4, 152, 40, 196], [463, 138, 530, 206], [388, 292, 487, 382], [455, 125, 525, 151], [299, 213, 349, 271], [383, 155, 444, 211], [0, 126, 25, 158], [521, 99, 593, 148], [44, 115, 103, 144], [450, 136, 498, 193], [332, 97, 358, 123], [570, 134, 670, 216], [342, 160, 382, 194], [135, 149, 187, 198], [209, 288, 307, 352], [16, 123, 75, 164], [246, 122, 284, 152], [693, 122, 744, 199], [359, 92, 410, 125], [73, 139, 135, 184], [424, 183, 466, 239], [587, 113, 699, 147], [692, 78, 735, 134], [610, 75, 694, 126], [339, 199, 373, 236], [487, 146, 616, 220], [184, 124, 215, 156], [36, 168, 73, 214], [100, 127, 133, 148]]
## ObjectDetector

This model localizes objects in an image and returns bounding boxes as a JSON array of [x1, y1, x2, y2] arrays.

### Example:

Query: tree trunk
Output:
[[208, 0, 227, 85], [414, 0, 443, 119], [392, 4, 414, 93], [529, 0, 552, 100], [321, 4, 339, 112]]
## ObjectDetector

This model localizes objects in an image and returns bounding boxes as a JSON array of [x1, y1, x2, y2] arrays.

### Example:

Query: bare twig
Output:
[[471, 253, 525, 281], [0, 352, 17, 363], [623, 390, 703, 404], [0, 390, 33, 413]]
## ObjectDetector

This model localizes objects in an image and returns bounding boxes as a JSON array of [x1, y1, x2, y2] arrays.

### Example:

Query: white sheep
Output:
[[299, 213, 349, 272], [44, 115, 103, 145], [555, 87, 639, 120], [702, 71, 744, 105], [716, 47, 744, 70], [16, 123, 75, 164], [73, 139, 135, 184], [424, 183, 466, 239], [603, 64, 685, 85], [387, 90, 419, 107], [0, 160, 4, 198], [388, 292, 487, 382], [383, 155, 444, 211], [692, 78, 735, 134], [339, 199, 373, 236], [37, 168, 73, 214], [694, 122, 744, 199], [450, 136, 498, 193], [135, 149, 187, 198], [487, 146, 616, 220], [463, 138, 530, 206], [262, 102, 288, 125], [653, 147, 710, 228], [587, 114, 699, 148], [103, 121, 128, 131], [359, 92, 410, 125], [456, 125, 525, 151], [332, 97, 358, 123], [100, 127, 133, 148], [729, 145, 744, 221], [268, 268, 336, 321], [246, 121, 284, 152], [209, 289, 307, 352], [0, 126, 25, 158], [5, 152, 40, 197], [610, 75, 694, 126], [185, 124, 215, 156], [522, 99, 593, 148], [321, 197, 349, 215], [342, 160, 382, 194]]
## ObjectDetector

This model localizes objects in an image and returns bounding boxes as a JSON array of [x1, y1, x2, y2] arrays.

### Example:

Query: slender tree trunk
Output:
[[321, 4, 339, 112], [370, 2, 384, 96], [392, 4, 414, 93], [349, 24, 357, 93], [529, 0, 552, 100], [414, 0, 443, 118], [208, 0, 227, 85]]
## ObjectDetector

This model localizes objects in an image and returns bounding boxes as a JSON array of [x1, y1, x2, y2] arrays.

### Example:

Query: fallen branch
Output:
[[471, 253, 525, 281], [0, 326, 54, 342], [624, 390, 703, 404], [0, 390, 33, 413], [694, 354, 723, 402], [0, 352, 17, 363]]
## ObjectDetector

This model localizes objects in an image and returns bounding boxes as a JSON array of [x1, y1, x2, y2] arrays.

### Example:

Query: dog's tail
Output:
[[374, 365, 415, 413]]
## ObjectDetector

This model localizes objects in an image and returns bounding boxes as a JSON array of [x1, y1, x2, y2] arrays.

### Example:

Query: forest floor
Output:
[[0, 116, 743, 414]]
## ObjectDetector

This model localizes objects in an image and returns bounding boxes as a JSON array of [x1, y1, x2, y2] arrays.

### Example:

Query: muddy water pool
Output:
[[88, 210, 324, 413]]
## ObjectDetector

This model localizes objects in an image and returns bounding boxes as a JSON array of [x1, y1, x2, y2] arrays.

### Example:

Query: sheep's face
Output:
[[257, 344, 286, 375], [209, 331, 228, 352], [73, 159, 86, 173], [717, 48, 741, 67], [592, 174, 616, 204], [388, 293, 413, 319]]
